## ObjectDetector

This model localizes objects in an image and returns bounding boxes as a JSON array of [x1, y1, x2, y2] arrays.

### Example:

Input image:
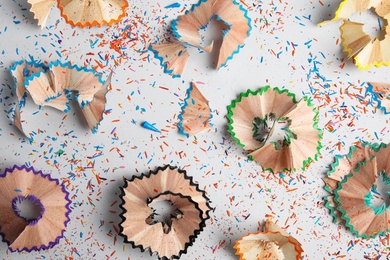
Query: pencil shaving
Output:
[[27, 0, 56, 28], [234, 220, 303, 260], [367, 82, 390, 114], [178, 82, 212, 137], [149, 43, 190, 78], [10, 60, 47, 137], [57, 0, 128, 28], [319, 0, 390, 69], [326, 142, 390, 238], [10, 60, 111, 141], [119, 165, 211, 260], [26, 0, 128, 28], [172, 0, 252, 69], [324, 142, 375, 224], [150, 0, 251, 77], [0, 165, 71, 252], [227, 86, 322, 173]]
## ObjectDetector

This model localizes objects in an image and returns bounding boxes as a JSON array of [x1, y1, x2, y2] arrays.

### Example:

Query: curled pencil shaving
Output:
[[234, 220, 303, 260], [325, 142, 390, 238], [227, 86, 322, 173], [172, 0, 252, 69], [319, 0, 390, 69], [10, 60, 47, 135], [10, 60, 111, 140], [0, 165, 71, 252], [57, 0, 129, 28], [119, 165, 212, 259], [323, 142, 374, 224], [150, 0, 251, 77], [27, 0, 128, 28]]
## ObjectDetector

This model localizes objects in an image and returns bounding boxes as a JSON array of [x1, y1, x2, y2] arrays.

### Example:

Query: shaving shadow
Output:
[[314, 0, 344, 24]]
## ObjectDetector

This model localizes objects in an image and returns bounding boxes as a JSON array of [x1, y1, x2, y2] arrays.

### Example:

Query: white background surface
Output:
[[1, 0, 390, 259]]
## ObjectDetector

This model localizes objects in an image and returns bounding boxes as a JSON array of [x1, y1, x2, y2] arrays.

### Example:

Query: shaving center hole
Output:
[[12, 195, 44, 222], [252, 113, 294, 149], [366, 172, 390, 211], [199, 16, 230, 46], [350, 8, 387, 41], [146, 200, 183, 234], [261, 241, 283, 258], [198, 16, 231, 68]]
